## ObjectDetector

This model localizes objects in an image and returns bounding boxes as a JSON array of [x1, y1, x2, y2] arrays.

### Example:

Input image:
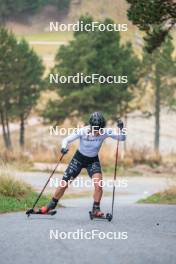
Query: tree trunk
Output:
[[19, 114, 25, 148], [0, 109, 11, 149], [154, 67, 161, 154], [4, 109, 12, 149]]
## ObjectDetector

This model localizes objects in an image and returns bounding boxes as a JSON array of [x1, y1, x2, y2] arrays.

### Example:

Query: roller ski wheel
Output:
[[106, 213, 113, 222], [26, 207, 57, 217]]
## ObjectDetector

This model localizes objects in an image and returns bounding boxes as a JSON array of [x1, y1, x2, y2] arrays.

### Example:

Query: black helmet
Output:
[[89, 112, 106, 129]]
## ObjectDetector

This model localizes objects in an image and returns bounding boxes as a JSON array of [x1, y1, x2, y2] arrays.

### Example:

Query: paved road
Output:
[[1, 173, 175, 264], [0, 197, 176, 264]]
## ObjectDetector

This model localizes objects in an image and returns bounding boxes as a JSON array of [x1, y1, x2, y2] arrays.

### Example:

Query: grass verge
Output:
[[138, 186, 176, 205], [0, 166, 50, 213], [0, 192, 49, 214], [0, 164, 112, 213]]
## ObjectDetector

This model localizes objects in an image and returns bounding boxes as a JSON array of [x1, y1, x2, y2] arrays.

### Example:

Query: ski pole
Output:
[[111, 131, 120, 217], [30, 153, 65, 210]]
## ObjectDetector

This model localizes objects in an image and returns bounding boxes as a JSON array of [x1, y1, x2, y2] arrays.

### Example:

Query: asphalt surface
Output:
[[0, 197, 176, 264]]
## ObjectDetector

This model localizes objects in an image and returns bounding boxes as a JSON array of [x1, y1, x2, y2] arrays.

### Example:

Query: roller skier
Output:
[[27, 112, 126, 218]]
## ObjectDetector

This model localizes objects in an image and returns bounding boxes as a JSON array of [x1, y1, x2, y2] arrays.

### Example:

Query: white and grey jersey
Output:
[[61, 126, 126, 158]]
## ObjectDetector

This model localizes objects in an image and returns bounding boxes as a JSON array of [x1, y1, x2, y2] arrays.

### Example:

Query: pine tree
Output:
[[126, 0, 176, 53], [0, 27, 17, 148], [143, 37, 176, 153], [14, 39, 45, 147], [43, 16, 141, 123], [0, 28, 45, 148]]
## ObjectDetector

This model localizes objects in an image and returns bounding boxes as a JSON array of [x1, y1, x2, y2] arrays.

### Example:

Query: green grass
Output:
[[139, 186, 176, 205], [0, 191, 111, 213], [0, 166, 50, 213], [0, 192, 50, 213]]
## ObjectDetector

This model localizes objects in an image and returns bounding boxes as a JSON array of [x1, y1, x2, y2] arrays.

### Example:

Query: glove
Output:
[[61, 148, 68, 154], [117, 119, 124, 130]]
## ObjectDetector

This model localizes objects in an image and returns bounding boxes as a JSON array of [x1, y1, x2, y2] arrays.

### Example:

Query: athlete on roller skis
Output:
[[35, 112, 126, 217]]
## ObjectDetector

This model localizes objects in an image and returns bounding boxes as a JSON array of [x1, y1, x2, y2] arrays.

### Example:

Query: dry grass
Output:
[[99, 144, 163, 168], [0, 149, 30, 163], [164, 186, 176, 196], [124, 147, 162, 167], [0, 164, 33, 198], [0, 141, 175, 170], [162, 153, 176, 166], [0, 148, 34, 171], [27, 143, 58, 163], [0, 121, 175, 172]]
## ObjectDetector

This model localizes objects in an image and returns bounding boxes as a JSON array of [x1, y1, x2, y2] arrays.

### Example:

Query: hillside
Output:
[[4, 0, 176, 60], [5, 1, 144, 72], [6, 1, 135, 33]]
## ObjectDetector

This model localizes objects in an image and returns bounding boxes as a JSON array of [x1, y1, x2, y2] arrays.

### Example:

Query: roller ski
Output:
[[26, 207, 57, 217], [89, 202, 113, 222], [25, 154, 64, 218], [89, 210, 112, 222]]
